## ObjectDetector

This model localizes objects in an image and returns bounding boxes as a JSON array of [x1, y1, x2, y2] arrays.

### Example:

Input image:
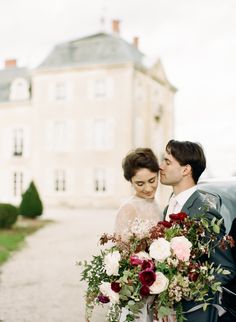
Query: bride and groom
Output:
[[114, 140, 236, 322]]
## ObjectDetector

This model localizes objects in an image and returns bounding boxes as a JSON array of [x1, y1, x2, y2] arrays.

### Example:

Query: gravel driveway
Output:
[[0, 208, 116, 322]]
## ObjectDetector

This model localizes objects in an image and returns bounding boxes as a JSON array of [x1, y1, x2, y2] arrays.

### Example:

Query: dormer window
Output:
[[9, 78, 30, 101]]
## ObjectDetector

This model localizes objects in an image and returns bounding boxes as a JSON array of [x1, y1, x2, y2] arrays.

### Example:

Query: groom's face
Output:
[[159, 152, 186, 186]]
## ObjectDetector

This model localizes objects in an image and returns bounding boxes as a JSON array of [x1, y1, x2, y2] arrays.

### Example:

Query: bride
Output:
[[115, 148, 174, 322]]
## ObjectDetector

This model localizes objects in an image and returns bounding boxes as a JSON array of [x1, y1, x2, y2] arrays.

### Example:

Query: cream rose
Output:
[[170, 236, 192, 261], [149, 272, 169, 294], [135, 251, 151, 260], [149, 238, 171, 262], [104, 251, 121, 276]]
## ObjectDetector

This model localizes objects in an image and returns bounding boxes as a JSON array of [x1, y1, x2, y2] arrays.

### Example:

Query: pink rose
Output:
[[170, 236, 192, 261], [130, 255, 143, 266]]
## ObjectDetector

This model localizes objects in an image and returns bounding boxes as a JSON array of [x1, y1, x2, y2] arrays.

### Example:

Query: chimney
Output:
[[5, 59, 17, 69], [133, 36, 139, 48], [112, 19, 120, 34]]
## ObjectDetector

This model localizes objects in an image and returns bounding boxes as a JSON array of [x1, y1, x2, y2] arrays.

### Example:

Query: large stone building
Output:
[[0, 21, 176, 209]]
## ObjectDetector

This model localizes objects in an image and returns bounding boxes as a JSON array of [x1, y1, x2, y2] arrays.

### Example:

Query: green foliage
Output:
[[0, 203, 18, 229], [19, 181, 43, 218]]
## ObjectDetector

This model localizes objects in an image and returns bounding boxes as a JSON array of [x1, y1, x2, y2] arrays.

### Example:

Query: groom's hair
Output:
[[122, 148, 159, 181], [166, 140, 206, 183]]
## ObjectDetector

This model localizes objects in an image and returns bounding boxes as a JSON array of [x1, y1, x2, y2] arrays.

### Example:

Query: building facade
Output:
[[0, 23, 176, 209]]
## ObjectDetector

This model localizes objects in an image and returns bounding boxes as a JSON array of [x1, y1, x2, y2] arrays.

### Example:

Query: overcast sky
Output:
[[0, 0, 235, 177]]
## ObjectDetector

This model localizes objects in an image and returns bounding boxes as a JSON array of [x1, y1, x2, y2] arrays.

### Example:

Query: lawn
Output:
[[0, 217, 52, 265]]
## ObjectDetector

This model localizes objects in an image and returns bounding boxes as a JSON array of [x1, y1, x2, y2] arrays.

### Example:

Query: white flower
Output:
[[149, 272, 169, 294], [170, 236, 192, 262], [149, 238, 171, 261], [99, 282, 119, 304], [104, 251, 120, 276], [135, 251, 151, 260]]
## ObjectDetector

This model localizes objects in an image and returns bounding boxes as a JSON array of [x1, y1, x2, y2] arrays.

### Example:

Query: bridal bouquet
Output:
[[78, 213, 233, 322]]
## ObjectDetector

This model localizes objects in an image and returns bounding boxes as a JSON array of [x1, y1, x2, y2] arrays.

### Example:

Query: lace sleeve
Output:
[[114, 203, 137, 241]]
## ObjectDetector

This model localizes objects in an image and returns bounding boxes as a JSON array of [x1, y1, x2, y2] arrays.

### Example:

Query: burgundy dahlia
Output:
[[140, 285, 150, 297], [141, 260, 155, 271], [98, 294, 110, 303], [139, 269, 156, 286], [111, 281, 121, 293], [188, 272, 199, 282]]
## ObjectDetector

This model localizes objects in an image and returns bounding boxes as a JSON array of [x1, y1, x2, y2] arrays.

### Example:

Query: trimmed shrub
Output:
[[19, 181, 43, 218], [0, 203, 19, 229]]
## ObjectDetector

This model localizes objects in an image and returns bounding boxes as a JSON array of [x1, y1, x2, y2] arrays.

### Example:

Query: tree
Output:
[[19, 181, 43, 218]]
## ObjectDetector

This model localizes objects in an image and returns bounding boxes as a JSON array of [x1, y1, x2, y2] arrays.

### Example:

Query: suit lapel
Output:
[[181, 190, 201, 215]]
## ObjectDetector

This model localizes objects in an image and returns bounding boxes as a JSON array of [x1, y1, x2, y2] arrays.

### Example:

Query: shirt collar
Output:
[[174, 186, 197, 207]]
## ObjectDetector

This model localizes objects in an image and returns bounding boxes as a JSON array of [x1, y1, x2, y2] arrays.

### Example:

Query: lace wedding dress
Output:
[[115, 195, 161, 322], [115, 195, 162, 242]]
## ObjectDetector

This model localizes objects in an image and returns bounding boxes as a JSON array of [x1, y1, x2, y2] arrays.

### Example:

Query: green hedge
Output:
[[19, 181, 43, 218], [0, 204, 19, 229]]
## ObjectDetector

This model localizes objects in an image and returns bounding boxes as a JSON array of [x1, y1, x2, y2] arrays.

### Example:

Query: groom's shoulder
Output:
[[186, 189, 220, 214], [196, 188, 221, 211]]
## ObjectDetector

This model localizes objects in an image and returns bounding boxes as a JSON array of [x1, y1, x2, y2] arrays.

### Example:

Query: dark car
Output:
[[198, 178, 236, 233], [198, 178, 236, 321]]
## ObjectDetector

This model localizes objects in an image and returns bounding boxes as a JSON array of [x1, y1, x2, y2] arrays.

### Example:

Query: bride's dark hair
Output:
[[122, 148, 159, 182]]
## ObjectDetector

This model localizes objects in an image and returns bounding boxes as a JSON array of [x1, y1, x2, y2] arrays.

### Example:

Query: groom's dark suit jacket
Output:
[[164, 190, 236, 322]]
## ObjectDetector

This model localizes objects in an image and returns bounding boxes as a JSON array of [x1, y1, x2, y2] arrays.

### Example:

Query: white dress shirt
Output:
[[166, 186, 197, 220]]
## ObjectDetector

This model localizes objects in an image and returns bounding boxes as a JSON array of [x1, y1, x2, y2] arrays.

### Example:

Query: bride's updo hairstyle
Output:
[[122, 148, 159, 182]]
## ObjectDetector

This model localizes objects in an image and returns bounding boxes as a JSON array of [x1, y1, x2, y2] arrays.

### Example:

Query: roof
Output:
[[0, 67, 30, 103], [38, 32, 145, 69]]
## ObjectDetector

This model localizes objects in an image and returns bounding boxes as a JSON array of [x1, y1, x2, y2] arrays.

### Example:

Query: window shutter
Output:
[[48, 83, 55, 102], [84, 168, 93, 195], [23, 126, 30, 158], [107, 77, 114, 98], [106, 119, 114, 149], [45, 121, 54, 151], [2, 127, 12, 159], [84, 120, 93, 150], [67, 81, 74, 102], [67, 120, 75, 151], [87, 79, 94, 99]]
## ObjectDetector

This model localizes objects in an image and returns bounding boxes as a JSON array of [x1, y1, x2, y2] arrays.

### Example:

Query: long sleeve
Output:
[[114, 203, 137, 241]]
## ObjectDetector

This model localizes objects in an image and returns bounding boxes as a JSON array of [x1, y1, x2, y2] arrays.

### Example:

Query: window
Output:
[[54, 169, 66, 192], [13, 128, 24, 157], [48, 81, 74, 102], [94, 168, 106, 193], [94, 119, 114, 150], [55, 82, 66, 101], [94, 79, 106, 98], [135, 80, 145, 102], [13, 171, 24, 197], [87, 77, 113, 99], [9, 78, 30, 101]]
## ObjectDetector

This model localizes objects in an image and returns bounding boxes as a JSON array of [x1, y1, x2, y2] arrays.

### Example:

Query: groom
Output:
[[160, 139, 236, 322]]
